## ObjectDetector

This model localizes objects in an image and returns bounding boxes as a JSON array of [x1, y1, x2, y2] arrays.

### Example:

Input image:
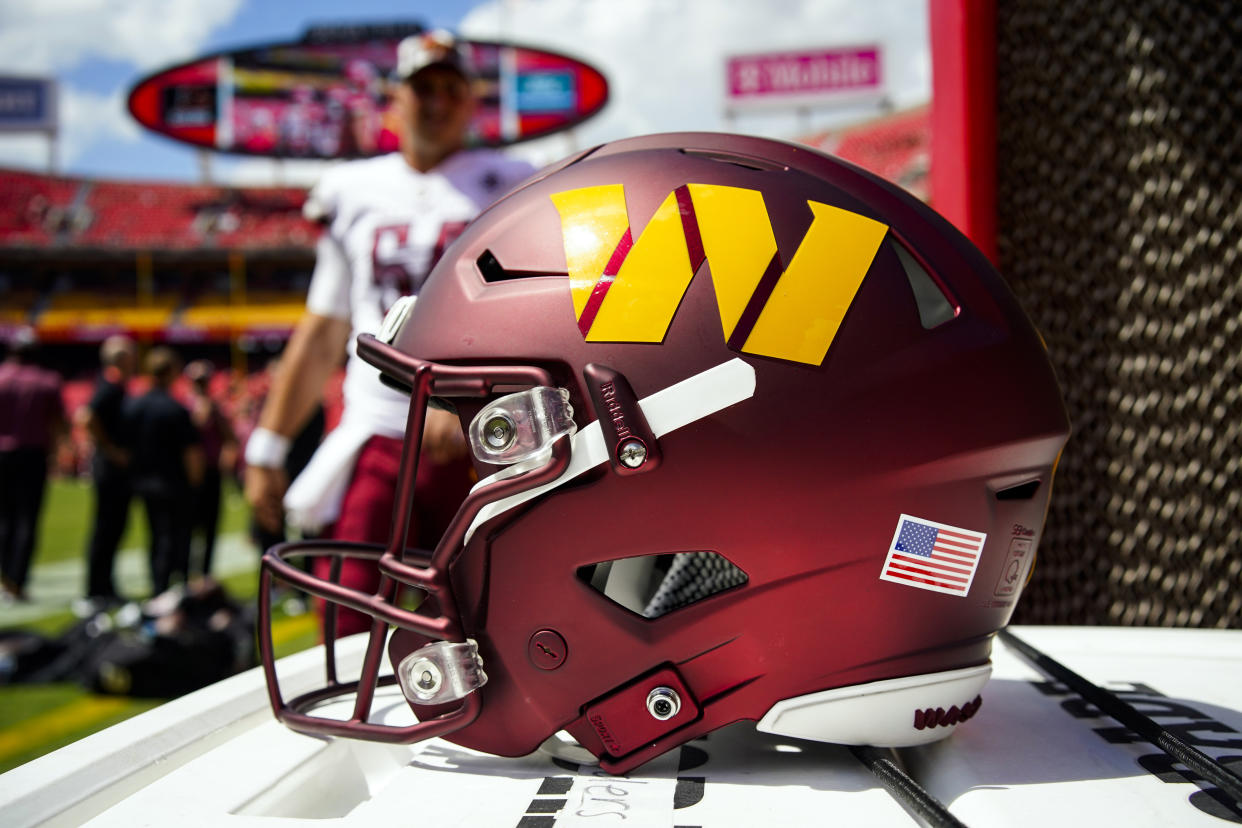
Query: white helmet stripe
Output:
[[465, 358, 756, 543]]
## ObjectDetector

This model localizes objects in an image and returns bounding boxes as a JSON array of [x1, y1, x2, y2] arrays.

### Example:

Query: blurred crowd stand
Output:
[[0, 332, 307, 706], [0, 328, 342, 612]]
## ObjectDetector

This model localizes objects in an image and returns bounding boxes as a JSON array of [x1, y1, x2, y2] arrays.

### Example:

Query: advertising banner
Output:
[[0, 76, 57, 132], [726, 45, 882, 111]]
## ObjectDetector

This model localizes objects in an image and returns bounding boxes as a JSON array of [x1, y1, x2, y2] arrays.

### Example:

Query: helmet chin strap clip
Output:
[[395, 640, 489, 705], [468, 386, 577, 466]]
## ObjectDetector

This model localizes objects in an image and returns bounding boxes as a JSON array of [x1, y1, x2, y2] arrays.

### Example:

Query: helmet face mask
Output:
[[260, 132, 1070, 775]]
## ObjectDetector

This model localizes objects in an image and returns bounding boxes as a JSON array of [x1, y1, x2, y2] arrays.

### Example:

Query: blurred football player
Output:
[[184, 359, 237, 578], [80, 334, 137, 604], [244, 30, 534, 636], [0, 329, 65, 602], [128, 347, 204, 596]]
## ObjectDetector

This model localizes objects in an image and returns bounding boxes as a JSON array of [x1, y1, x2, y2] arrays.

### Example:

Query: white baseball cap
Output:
[[395, 30, 471, 81]]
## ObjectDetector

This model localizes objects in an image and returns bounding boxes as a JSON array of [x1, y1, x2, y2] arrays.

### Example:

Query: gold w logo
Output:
[[550, 183, 889, 366]]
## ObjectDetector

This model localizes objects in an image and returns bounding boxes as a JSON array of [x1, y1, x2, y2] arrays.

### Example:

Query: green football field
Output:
[[0, 477, 321, 774]]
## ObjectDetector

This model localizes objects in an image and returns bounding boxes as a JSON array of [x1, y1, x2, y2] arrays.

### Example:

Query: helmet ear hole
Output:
[[577, 552, 748, 619]]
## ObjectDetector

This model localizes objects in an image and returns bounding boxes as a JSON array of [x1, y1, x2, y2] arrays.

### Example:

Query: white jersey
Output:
[[284, 149, 534, 531], [304, 149, 535, 438]]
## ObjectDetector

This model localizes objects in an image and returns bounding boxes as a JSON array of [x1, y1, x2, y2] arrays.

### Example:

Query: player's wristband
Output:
[[245, 427, 291, 469]]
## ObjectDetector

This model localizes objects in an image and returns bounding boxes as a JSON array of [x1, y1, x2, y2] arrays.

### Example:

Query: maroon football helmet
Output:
[[259, 132, 1069, 774]]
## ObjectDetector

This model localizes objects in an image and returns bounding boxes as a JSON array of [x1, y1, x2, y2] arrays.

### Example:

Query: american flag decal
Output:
[[879, 514, 987, 597]]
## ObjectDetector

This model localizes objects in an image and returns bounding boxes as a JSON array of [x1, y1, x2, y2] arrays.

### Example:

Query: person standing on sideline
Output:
[[184, 360, 237, 578], [127, 347, 204, 596], [244, 31, 535, 636], [0, 330, 65, 602], [79, 335, 136, 605]]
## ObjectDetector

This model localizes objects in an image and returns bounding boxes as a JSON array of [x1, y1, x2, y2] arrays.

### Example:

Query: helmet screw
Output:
[[646, 686, 681, 721], [528, 629, 568, 670], [483, 413, 515, 450], [617, 439, 647, 469], [406, 657, 442, 699]]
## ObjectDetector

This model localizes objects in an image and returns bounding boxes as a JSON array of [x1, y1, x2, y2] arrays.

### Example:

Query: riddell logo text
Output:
[[551, 182, 889, 366], [589, 713, 623, 755], [598, 381, 631, 440]]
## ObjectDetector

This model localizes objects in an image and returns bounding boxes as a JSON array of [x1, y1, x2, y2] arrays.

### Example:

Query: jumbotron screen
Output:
[[127, 23, 609, 158]]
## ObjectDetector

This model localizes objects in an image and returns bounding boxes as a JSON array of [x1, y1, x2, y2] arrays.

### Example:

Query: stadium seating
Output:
[[799, 106, 930, 200], [73, 180, 313, 251], [0, 169, 84, 247], [1, 166, 317, 342], [2, 165, 316, 253]]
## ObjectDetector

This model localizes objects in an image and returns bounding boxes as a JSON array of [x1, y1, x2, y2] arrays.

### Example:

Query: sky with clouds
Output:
[[0, 0, 930, 185]]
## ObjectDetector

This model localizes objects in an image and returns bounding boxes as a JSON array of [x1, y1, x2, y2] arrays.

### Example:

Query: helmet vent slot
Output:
[[577, 551, 748, 619], [995, 479, 1042, 501], [679, 148, 789, 172], [477, 249, 567, 283], [891, 238, 958, 329]]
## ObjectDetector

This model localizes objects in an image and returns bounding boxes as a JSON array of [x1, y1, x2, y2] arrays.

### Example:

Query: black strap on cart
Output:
[[850, 744, 969, 828], [1000, 628, 1242, 805]]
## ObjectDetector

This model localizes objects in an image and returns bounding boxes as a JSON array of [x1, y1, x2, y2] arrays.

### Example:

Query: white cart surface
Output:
[[2, 626, 1239, 827]]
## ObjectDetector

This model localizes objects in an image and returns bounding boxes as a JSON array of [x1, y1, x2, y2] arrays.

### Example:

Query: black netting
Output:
[[996, 2, 1242, 625]]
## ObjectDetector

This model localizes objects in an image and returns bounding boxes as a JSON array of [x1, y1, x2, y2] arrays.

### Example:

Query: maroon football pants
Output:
[[313, 435, 474, 638]]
